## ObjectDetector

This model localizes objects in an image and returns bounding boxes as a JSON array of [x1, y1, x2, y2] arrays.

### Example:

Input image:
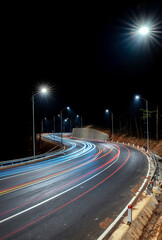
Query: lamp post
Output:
[[53, 114, 60, 140], [64, 118, 69, 132], [105, 109, 114, 141], [41, 117, 47, 134], [76, 115, 83, 128], [60, 106, 70, 145], [132, 23, 156, 150], [32, 86, 49, 156], [135, 95, 149, 150]]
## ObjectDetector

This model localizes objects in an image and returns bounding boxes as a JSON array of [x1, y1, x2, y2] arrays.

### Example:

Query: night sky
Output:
[[1, 0, 162, 160]]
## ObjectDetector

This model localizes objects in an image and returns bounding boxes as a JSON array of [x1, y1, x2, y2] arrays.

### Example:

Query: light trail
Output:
[[0, 145, 130, 240], [0, 137, 97, 178]]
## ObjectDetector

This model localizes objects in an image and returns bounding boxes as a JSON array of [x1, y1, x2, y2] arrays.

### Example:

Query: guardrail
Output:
[[98, 142, 160, 240], [116, 140, 159, 196], [0, 144, 64, 168], [146, 152, 159, 195]]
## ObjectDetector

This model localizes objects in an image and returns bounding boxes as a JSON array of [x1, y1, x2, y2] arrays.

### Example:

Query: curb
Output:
[[108, 188, 161, 240], [97, 141, 160, 240], [97, 144, 151, 240]]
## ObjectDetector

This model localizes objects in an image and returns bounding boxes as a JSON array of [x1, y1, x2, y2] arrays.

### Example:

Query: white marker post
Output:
[[127, 204, 132, 225], [150, 181, 153, 193]]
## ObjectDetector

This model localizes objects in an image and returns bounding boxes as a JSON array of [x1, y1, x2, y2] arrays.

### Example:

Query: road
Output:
[[0, 134, 148, 240]]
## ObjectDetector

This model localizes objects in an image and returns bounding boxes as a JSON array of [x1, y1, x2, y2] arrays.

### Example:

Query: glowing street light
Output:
[[76, 114, 83, 128], [60, 106, 70, 144], [135, 95, 149, 150], [122, 12, 162, 50], [41, 87, 48, 94], [139, 26, 149, 36], [105, 109, 114, 141], [32, 85, 49, 156], [135, 95, 140, 100]]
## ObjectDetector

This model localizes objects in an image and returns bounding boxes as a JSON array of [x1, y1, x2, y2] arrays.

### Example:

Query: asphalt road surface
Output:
[[0, 134, 148, 240]]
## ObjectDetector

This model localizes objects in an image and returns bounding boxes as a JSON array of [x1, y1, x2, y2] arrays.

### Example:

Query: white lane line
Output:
[[0, 145, 119, 223], [97, 150, 150, 240]]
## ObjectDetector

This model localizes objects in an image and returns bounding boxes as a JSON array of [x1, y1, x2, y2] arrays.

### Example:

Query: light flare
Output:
[[120, 12, 162, 50]]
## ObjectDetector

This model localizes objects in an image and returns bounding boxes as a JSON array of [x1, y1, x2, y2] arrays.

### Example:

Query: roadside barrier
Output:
[[109, 191, 159, 240], [122, 142, 159, 197], [98, 140, 160, 240], [0, 136, 64, 168], [146, 152, 159, 196], [0, 146, 64, 168], [127, 205, 132, 225]]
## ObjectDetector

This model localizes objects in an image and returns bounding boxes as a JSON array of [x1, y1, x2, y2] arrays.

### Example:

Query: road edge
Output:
[[97, 143, 152, 240]]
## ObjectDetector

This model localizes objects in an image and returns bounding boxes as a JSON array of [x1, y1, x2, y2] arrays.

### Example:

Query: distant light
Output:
[[41, 87, 48, 94], [122, 13, 162, 50], [67, 106, 70, 110], [135, 95, 140, 100], [105, 109, 109, 113], [139, 26, 149, 35]]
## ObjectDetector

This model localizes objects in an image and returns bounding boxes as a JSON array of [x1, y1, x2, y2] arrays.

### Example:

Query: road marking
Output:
[[0, 141, 96, 180], [97, 146, 150, 240], [0, 144, 130, 240], [0, 143, 113, 195], [0, 145, 103, 195], [0, 145, 111, 217], [0, 145, 120, 223]]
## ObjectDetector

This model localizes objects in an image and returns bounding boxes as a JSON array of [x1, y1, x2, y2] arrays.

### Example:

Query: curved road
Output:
[[0, 134, 148, 240]]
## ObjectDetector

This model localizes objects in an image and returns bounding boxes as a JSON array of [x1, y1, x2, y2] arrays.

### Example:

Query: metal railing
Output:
[[146, 152, 159, 194], [0, 144, 64, 168]]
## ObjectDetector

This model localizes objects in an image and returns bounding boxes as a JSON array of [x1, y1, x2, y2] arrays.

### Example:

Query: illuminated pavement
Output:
[[0, 134, 148, 240]]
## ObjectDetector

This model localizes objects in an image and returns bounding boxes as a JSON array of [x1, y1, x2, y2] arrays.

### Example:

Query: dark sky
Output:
[[1, 0, 162, 159]]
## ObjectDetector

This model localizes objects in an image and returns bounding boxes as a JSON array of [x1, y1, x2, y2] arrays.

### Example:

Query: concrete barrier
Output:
[[109, 189, 160, 240], [72, 128, 109, 141]]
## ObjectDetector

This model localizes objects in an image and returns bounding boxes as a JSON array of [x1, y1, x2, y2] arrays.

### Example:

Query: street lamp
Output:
[[64, 118, 70, 132], [135, 95, 149, 150], [135, 95, 140, 100], [32, 86, 49, 156], [41, 117, 47, 134], [53, 114, 61, 134], [76, 114, 83, 128], [122, 12, 162, 51], [60, 106, 70, 145], [41, 87, 48, 94], [105, 109, 114, 141], [139, 26, 149, 36]]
